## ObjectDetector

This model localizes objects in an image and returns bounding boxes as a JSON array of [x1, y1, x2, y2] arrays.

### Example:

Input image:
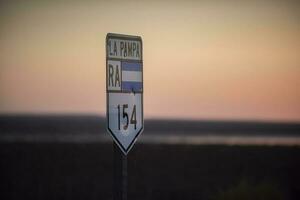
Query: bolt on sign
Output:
[[106, 33, 144, 154]]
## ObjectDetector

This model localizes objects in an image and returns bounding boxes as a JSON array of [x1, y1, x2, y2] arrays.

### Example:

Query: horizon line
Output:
[[1, 112, 300, 125]]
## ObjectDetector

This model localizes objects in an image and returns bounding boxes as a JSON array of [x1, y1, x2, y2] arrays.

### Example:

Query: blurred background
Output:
[[0, 0, 300, 199]]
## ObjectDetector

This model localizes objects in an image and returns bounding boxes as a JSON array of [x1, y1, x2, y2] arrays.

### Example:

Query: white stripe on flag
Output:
[[122, 71, 142, 82]]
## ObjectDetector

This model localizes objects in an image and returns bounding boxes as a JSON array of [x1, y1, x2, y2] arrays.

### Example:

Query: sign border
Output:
[[106, 33, 144, 154]]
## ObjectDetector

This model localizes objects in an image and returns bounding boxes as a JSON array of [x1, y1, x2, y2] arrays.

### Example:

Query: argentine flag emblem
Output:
[[121, 62, 143, 93]]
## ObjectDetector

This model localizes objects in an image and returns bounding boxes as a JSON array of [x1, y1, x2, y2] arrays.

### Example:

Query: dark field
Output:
[[1, 115, 300, 200]]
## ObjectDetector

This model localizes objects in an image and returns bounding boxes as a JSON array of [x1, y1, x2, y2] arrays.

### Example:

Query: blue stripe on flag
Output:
[[122, 62, 142, 71], [122, 81, 143, 92]]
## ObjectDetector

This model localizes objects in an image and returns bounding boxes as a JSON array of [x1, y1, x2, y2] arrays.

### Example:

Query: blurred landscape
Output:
[[1, 0, 300, 199], [1, 115, 300, 200]]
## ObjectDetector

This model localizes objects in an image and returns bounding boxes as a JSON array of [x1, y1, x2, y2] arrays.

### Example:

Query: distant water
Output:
[[141, 134, 300, 146], [1, 115, 300, 146]]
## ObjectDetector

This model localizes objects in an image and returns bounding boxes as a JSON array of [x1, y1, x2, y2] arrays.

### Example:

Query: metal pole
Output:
[[113, 142, 127, 200]]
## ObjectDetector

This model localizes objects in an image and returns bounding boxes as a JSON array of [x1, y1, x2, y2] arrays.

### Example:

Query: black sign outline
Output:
[[106, 33, 144, 154]]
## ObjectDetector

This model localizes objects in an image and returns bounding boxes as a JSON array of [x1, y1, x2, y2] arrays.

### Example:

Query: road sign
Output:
[[106, 33, 143, 154]]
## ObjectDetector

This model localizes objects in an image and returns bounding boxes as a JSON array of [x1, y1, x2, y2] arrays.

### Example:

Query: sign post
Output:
[[113, 143, 127, 200], [106, 33, 143, 200]]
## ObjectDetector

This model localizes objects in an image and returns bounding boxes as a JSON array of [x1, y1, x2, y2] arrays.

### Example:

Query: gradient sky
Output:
[[0, 0, 299, 121]]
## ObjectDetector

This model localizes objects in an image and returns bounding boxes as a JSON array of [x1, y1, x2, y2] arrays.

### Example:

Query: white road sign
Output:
[[106, 33, 143, 154]]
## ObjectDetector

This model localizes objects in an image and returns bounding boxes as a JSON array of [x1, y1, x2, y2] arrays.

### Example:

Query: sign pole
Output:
[[113, 142, 127, 200]]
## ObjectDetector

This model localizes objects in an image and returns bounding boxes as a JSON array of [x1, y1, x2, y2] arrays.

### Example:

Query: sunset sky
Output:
[[0, 0, 299, 122]]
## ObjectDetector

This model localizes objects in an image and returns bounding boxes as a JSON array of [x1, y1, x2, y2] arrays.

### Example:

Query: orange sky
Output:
[[0, 0, 300, 122]]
